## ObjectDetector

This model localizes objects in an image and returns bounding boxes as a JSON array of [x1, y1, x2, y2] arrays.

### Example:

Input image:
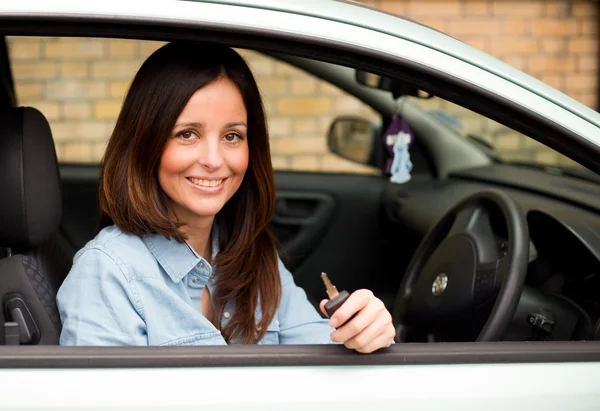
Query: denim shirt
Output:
[[57, 225, 335, 346]]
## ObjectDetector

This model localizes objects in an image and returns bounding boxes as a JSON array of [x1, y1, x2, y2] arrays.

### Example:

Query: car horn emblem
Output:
[[432, 273, 448, 296]]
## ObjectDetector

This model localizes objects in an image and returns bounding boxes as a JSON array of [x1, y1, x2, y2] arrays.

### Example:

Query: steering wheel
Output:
[[392, 189, 529, 342]]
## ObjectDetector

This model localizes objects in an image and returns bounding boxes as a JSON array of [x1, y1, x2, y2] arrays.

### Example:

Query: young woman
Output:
[[57, 42, 395, 352]]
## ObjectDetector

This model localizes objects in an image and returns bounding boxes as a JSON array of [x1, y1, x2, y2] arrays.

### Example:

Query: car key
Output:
[[321, 272, 351, 320]]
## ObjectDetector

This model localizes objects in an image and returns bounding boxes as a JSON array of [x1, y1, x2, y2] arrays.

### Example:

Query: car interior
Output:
[[1, 32, 600, 350]]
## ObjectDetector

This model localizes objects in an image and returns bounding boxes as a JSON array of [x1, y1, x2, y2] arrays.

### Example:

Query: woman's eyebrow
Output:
[[173, 121, 247, 128], [225, 121, 247, 128], [174, 121, 204, 128]]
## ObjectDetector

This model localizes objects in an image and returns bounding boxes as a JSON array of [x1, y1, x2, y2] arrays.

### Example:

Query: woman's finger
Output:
[[354, 325, 396, 354], [330, 295, 383, 342], [343, 309, 393, 351], [327, 289, 373, 328]]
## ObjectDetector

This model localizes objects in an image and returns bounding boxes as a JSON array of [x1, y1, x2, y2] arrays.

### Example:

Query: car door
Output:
[[0, 2, 600, 410]]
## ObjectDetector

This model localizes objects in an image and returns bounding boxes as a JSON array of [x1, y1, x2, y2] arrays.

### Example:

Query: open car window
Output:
[[7, 37, 381, 175]]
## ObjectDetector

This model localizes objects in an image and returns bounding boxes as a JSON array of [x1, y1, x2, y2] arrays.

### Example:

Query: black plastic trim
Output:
[[0, 342, 598, 368]]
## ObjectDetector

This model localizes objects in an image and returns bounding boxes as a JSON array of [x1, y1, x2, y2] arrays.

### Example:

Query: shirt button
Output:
[[192, 276, 200, 284], [223, 311, 231, 319]]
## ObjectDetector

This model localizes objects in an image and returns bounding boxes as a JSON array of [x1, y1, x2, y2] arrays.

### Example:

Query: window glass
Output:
[[7, 36, 380, 174], [409, 96, 579, 168]]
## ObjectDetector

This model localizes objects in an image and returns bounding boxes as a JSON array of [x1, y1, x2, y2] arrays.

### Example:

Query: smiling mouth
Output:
[[187, 177, 226, 188]]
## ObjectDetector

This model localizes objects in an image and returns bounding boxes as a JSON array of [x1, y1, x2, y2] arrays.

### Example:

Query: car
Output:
[[0, 0, 599, 409]]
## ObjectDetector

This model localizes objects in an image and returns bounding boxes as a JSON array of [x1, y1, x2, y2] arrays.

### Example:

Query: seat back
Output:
[[0, 107, 70, 345]]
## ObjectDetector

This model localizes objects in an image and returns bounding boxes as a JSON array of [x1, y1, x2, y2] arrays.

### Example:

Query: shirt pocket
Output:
[[257, 317, 280, 345]]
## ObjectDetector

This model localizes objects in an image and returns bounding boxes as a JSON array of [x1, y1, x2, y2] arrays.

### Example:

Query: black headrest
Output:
[[0, 107, 61, 248]]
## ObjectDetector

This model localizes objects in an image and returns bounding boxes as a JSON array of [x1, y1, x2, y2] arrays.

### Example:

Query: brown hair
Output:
[[98, 42, 280, 344]]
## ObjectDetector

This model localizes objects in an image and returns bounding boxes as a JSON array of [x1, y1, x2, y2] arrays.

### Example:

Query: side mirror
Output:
[[327, 116, 378, 165]]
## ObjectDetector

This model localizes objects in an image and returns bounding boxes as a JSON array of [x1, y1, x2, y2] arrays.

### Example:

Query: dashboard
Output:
[[385, 164, 600, 341]]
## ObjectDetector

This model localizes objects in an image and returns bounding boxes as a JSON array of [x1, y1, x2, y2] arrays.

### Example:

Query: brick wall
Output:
[[6, 0, 599, 171]]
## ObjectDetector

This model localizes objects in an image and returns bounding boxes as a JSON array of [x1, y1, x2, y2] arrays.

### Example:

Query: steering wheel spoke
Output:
[[474, 256, 507, 307]]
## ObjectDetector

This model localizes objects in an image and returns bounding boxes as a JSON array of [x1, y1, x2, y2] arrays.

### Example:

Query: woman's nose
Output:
[[198, 138, 224, 170]]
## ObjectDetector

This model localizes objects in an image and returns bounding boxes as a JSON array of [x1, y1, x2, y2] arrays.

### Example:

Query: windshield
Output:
[[406, 96, 600, 183]]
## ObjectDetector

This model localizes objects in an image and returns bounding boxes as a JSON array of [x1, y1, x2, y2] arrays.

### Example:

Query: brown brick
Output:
[[60, 62, 88, 78], [108, 39, 137, 57], [268, 117, 292, 137], [501, 19, 528, 35], [63, 102, 92, 119], [23, 101, 60, 120], [319, 82, 344, 96], [44, 39, 105, 60], [247, 58, 274, 76], [416, 18, 447, 32], [12, 61, 58, 81], [541, 38, 566, 54], [94, 100, 123, 119], [495, 134, 522, 150], [492, 1, 542, 16], [543, 1, 569, 18], [274, 62, 305, 77], [9, 41, 41, 60], [531, 19, 579, 36], [489, 38, 538, 55], [570, 92, 597, 107], [138, 41, 166, 57], [578, 55, 598, 72], [333, 97, 365, 114], [463, 1, 491, 16], [15, 82, 43, 100], [291, 79, 317, 96], [277, 98, 332, 116], [573, 2, 596, 18], [463, 38, 488, 52], [92, 141, 108, 162], [535, 150, 559, 165], [91, 61, 141, 79], [62, 142, 93, 163], [51, 121, 109, 142], [291, 155, 320, 171], [271, 136, 326, 155], [270, 156, 290, 170], [528, 56, 577, 73], [292, 118, 318, 135], [110, 81, 130, 99], [502, 56, 528, 71], [447, 19, 501, 36], [256, 78, 287, 95], [407, 1, 462, 17], [379, 1, 408, 15], [568, 37, 597, 54], [565, 74, 597, 91], [580, 19, 598, 36], [45, 81, 107, 100], [538, 74, 565, 90]]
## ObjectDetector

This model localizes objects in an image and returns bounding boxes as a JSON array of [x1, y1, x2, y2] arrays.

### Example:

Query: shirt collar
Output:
[[142, 224, 220, 284]]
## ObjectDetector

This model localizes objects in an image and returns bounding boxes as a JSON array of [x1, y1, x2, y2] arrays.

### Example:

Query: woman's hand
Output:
[[319, 289, 396, 353]]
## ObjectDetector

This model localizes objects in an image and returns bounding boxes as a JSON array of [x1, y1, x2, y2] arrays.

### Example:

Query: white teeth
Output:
[[190, 178, 223, 187]]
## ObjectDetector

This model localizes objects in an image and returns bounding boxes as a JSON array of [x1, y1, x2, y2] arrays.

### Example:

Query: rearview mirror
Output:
[[327, 116, 377, 164], [356, 70, 433, 99]]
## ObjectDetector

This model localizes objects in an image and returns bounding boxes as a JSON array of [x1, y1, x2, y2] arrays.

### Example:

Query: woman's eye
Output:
[[224, 133, 242, 143], [177, 130, 196, 141]]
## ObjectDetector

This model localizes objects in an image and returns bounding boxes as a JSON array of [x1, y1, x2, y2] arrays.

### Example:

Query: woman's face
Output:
[[158, 77, 249, 227]]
